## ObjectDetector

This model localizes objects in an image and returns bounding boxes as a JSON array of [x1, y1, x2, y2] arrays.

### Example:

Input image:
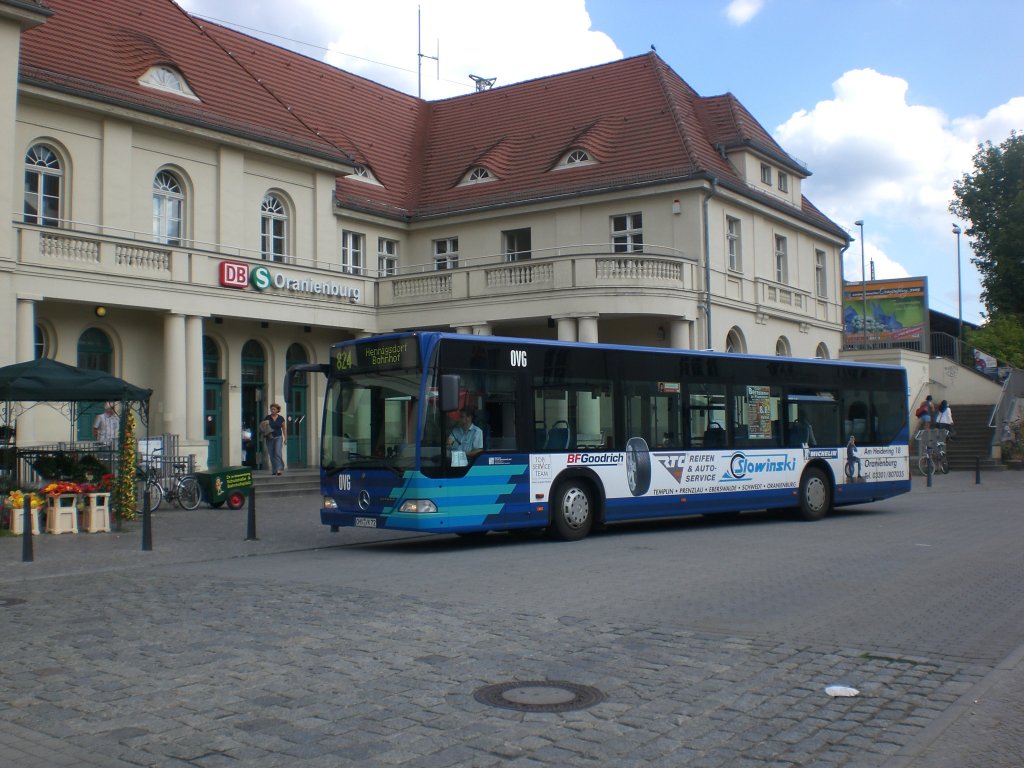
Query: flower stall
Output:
[[0, 357, 152, 534]]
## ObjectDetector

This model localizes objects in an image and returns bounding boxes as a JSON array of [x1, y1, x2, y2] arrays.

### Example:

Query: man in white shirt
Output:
[[93, 402, 119, 445], [448, 408, 484, 463]]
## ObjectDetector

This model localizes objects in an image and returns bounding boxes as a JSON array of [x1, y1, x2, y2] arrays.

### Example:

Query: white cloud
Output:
[[775, 68, 1024, 291], [724, 0, 765, 25], [178, 0, 621, 100]]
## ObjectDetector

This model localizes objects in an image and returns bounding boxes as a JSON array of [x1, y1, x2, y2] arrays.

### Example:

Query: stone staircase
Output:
[[250, 466, 321, 498], [935, 403, 1002, 472]]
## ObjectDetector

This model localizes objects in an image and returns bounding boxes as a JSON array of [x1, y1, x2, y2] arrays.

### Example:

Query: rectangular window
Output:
[[378, 237, 398, 276], [261, 217, 287, 262], [726, 216, 742, 271], [24, 172, 62, 227], [688, 382, 728, 449], [774, 235, 788, 283], [815, 249, 827, 298], [778, 171, 789, 193], [503, 228, 532, 262], [341, 230, 364, 274], [433, 237, 459, 270], [760, 163, 772, 185], [611, 213, 643, 253]]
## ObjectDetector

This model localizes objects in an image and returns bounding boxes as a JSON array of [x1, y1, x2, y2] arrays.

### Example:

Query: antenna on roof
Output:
[[469, 74, 496, 92], [417, 5, 439, 99]]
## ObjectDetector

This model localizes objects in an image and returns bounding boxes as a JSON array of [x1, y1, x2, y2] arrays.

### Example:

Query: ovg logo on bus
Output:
[[219, 261, 250, 289]]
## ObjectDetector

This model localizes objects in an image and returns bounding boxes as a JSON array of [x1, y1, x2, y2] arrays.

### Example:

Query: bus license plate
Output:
[[355, 517, 377, 528]]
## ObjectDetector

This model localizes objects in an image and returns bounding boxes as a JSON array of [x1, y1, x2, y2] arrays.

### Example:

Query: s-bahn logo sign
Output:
[[218, 261, 361, 303]]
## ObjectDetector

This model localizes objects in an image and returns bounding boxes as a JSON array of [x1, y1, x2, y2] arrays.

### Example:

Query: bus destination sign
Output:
[[334, 337, 420, 373]]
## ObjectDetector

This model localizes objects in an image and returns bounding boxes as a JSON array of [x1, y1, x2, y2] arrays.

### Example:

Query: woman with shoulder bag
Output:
[[261, 404, 287, 474]]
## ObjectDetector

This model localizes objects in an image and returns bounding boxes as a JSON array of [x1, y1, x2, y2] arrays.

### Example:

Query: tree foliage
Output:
[[965, 314, 1024, 369], [950, 131, 1024, 318]]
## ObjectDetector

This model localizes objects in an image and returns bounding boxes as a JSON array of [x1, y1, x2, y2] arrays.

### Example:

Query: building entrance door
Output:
[[204, 381, 223, 468], [241, 340, 266, 469], [287, 384, 308, 467]]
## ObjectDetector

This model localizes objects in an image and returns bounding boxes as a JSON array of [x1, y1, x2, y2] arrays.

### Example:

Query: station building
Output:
[[1, 0, 850, 469]]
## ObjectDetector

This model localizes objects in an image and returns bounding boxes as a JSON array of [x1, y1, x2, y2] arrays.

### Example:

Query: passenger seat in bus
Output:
[[703, 423, 727, 448], [546, 420, 572, 450]]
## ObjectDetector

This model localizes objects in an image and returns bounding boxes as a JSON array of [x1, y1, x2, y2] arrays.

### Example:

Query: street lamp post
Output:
[[855, 220, 867, 349], [952, 223, 963, 343]]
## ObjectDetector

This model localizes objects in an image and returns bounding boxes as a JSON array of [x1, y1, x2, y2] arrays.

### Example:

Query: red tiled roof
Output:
[[697, 92, 809, 175], [19, 0, 351, 165], [18, 0, 842, 237]]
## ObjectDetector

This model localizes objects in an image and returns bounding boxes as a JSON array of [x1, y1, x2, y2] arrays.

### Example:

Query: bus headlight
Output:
[[323, 496, 337, 509], [398, 499, 437, 514]]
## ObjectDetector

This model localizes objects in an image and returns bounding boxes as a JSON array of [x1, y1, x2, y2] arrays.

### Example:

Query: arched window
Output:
[[349, 164, 381, 185], [34, 324, 50, 360], [202, 336, 221, 379], [77, 328, 114, 441], [556, 148, 595, 169], [775, 336, 791, 357], [77, 328, 113, 373], [24, 144, 63, 226], [461, 166, 495, 185], [286, 343, 309, 369], [815, 342, 830, 360], [139, 65, 198, 100], [153, 170, 184, 246], [725, 327, 746, 354], [261, 193, 289, 262]]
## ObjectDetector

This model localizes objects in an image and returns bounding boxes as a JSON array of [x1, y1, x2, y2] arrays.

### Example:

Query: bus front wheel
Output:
[[797, 467, 831, 521], [550, 481, 594, 541]]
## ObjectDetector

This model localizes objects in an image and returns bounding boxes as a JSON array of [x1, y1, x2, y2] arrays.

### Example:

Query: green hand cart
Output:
[[194, 466, 253, 510]]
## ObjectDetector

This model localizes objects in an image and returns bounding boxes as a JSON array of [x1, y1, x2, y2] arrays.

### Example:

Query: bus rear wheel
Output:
[[550, 481, 594, 541], [796, 467, 831, 521]]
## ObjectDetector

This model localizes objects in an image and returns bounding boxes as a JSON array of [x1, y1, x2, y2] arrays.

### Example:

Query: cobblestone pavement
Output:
[[1, 472, 1022, 767]]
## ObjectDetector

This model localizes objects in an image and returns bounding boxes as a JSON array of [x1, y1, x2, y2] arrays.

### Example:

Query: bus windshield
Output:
[[322, 371, 420, 474]]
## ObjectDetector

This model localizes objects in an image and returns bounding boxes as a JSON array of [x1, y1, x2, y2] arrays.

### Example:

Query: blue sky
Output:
[[177, 0, 1024, 325]]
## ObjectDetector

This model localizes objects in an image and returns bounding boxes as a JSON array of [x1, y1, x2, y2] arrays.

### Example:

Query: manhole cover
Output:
[[473, 681, 605, 712], [0, 597, 26, 608]]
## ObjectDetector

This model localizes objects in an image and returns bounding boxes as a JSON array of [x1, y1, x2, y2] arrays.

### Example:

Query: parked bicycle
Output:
[[915, 430, 949, 476], [140, 450, 201, 511]]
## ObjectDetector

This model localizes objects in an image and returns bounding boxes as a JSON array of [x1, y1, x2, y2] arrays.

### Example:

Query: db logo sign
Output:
[[219, 261, 250, 289]]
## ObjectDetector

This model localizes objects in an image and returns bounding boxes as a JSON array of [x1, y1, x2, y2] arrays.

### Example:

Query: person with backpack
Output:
[[935, 400, 954, 440], [915, 395, 934, 433]]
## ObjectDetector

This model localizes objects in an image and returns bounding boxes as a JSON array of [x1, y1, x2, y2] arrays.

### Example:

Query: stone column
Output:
[[555, 317, 577, 342], [162, 313, 187, 437], [15, 298, 36, 361], [184, 316, 204, 442], [669, 318, 690, 350], [577, 315, 599, 344], [14, 298, 38, 442]]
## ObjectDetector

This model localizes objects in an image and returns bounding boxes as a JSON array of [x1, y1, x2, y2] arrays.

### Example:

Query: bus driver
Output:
[[448, 408, 484, 464]]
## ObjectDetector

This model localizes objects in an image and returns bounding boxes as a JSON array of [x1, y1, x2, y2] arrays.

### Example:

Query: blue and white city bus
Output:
[[288, 332, 910, 541]]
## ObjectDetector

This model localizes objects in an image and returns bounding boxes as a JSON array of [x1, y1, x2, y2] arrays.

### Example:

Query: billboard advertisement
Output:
[[843, 277, 928, 347]]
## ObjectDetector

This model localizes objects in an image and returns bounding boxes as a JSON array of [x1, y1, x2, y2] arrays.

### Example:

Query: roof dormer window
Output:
[[139, 65, 199, 100], [460, 166, 495, 186], [555, 148, 596, 170], [348, 164, 381, 186]]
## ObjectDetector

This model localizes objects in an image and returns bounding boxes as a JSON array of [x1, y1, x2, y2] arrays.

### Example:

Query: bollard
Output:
[[975, 456, 981, 485], [926, 452, 933, 487], [21, 495, 33, 563], [141, 484, 152, 551], [245, 487, 258, 541]]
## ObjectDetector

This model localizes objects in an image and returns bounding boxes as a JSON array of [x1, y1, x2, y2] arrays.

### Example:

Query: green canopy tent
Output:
[[0, 358, 152, 512], [0, 357, 152, 404]]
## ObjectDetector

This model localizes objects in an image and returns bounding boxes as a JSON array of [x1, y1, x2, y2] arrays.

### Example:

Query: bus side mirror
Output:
[[440, 374, 460, 413]]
